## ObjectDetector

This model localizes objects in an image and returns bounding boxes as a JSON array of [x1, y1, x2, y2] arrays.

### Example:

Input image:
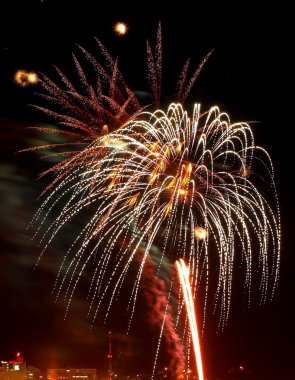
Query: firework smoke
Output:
[[141, 254, 185, 376]]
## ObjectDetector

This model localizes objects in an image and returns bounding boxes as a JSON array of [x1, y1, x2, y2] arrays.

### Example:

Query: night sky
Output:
[[0, 2, 294, 380]]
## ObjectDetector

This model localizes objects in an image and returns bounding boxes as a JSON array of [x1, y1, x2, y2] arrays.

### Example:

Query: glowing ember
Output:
[[114, 22, 127, 35], [194, 226, 207, 240], [27, 72, 39, 84]]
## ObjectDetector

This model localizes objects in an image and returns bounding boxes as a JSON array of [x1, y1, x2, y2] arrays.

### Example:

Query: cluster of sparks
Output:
[[14, 70, 39, 86], [28, 25, 281, 376]]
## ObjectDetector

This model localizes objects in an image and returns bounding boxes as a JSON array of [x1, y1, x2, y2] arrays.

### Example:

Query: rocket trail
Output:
[[176, 259, 204, 380]]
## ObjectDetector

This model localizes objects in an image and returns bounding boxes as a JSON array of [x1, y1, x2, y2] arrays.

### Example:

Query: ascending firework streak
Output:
[[176, 259, 204, 380]]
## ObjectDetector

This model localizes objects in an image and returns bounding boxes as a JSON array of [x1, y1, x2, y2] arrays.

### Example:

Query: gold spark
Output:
[[114, 22, 127, 36], [194, 226, 207, 240]]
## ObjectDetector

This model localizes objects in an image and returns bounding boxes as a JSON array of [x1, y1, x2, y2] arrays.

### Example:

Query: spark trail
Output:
[[141, 254, 185, 376], [176, 259, 204, 380]]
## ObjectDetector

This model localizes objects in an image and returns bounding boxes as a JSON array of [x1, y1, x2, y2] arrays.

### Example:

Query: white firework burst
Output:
[[32, 103, 280, 329]]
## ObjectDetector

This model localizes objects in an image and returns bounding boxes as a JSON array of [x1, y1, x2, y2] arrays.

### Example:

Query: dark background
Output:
[[0, 1, 294, 379]]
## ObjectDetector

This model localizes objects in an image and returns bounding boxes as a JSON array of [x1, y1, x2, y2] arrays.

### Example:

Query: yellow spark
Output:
[[107, 178, 117, 191], [114, 22, 127, 36], [166, 178, 175, 189], [182, 176, 189, 186], [126, 192, 140, 207], [149, 167, 159, 184], [176, 143, 182, 153], [165, 201, 173, 218], [181, 164, 193, 186], [178, 188, 187, 196], [103, 138, 110, 147], [194, 226, 207, 240], [106, 166, 120, 191], [27, 72, 39, 84], [149, 142, 159, 152]]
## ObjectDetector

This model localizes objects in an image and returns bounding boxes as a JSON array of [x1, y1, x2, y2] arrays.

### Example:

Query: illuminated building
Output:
[[0, 354, 42, 380], [26, 366, 42, 380], [0, 353, 26, 380], [47, 369, 96, 380]]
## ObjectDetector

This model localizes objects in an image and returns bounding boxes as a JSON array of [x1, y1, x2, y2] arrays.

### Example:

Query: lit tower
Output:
[[15, 352, 23, 363], [107, 331, 112, 380]]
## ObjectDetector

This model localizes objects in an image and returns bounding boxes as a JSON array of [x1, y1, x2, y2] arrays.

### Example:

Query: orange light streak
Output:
[[176, 259, 204, 380]]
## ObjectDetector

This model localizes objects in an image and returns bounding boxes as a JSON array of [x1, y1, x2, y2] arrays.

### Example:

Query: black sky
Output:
[[0, 2, 294, 379]]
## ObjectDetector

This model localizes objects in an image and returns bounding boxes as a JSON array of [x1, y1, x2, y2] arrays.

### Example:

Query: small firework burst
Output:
[[114, 22, 127, 36], [15, 70, 39, 86], [27, 72, 39, 84]]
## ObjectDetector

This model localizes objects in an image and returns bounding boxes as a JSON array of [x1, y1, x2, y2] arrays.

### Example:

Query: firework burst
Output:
[[32, 102, 280, 330], [28, 29, 281, 375], [26, 24, 212, 199]]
